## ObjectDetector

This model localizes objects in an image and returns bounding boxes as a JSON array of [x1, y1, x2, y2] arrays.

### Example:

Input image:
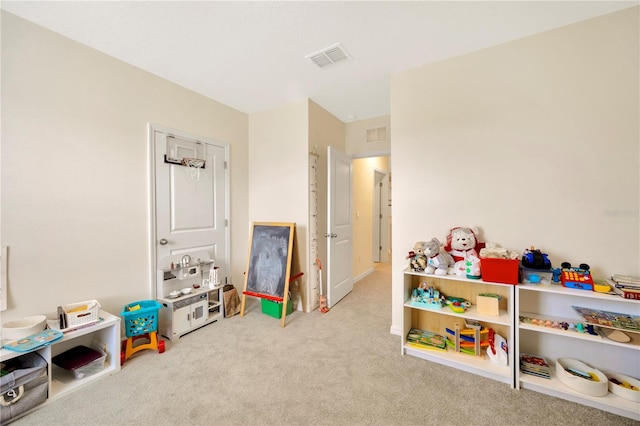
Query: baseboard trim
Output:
[[389, 324, 402, 336], [353, 268, 374, 283]]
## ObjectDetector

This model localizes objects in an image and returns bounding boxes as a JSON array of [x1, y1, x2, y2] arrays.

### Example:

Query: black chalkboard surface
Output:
[[243, 222, 295, 299]]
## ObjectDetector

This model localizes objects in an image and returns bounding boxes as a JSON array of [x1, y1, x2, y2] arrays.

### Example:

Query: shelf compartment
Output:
[[519, 366, 640, 421], [407, 276, 512, 319], [405, 299, 511, 326], [159, 286, 219, 302], [160, 259, 215, 273], [518, 283, 639, 305], [404, 343, 511, 385], [519, 311, 640, 350]]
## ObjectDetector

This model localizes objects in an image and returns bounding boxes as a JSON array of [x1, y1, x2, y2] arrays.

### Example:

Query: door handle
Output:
[[324, 233, 337, 238], [159, 238, 168, 245]]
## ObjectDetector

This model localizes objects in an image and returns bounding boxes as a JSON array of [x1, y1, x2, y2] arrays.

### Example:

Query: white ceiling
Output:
[[2, 1, 636, 122]]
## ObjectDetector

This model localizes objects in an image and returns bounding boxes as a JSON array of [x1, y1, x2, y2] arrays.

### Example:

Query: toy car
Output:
[[522, 247, 552, 269]]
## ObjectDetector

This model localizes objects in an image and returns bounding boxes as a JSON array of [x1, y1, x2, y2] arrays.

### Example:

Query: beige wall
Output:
[[390, 7, 639, 334], [1, 12, 249, 321], [247, 100, 309, 310], [346, 115, 391, 157], [247, 99, 346, 312], [348, 116, 393, 281]]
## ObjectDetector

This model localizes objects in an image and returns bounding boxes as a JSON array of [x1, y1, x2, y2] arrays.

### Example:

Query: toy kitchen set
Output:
[[156, 250, 224, 340]]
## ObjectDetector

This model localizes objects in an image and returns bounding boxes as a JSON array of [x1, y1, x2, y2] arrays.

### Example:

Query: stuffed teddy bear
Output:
[[423, 238, 455, 275], [444, 227, 485, 277], [406, 241, 428, 272]]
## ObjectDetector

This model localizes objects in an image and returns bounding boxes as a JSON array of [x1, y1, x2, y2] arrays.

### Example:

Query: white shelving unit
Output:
[[0, 310, 121, 421], [516, 283, 640, 421], [402, 269, 516, 387], [403, 269, 640, 420]]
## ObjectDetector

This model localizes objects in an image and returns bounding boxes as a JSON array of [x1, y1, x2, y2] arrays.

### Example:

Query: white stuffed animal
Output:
[[444, 227, 485, 277], [423, 238, 455, 276]]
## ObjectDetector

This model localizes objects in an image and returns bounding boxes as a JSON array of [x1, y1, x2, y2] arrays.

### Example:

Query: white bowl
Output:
[[556, 357, 608, 396], [2, 315, 47, 342], [181, 287, 192, 295], [607, 372, 640, 402], [169, 290, 181, 299]]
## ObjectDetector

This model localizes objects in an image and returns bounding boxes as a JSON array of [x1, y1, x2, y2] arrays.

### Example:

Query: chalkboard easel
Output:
[[240, 222, 296, 327]]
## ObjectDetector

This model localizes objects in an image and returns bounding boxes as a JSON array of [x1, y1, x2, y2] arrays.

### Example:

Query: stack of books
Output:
[[520, 353, 551, 379], [610, 275, 640, 300], [406, 328, 447, 351]]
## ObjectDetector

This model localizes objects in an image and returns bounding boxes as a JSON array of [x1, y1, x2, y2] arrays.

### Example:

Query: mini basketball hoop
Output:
[[182, 157, 205, 181]]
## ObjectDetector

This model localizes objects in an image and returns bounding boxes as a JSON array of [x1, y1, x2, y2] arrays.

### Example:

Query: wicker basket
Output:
[[62, 300, 101, 328]]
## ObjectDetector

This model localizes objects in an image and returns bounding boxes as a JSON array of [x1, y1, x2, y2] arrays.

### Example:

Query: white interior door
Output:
[[150, 124, 229, 297], [326, 146, 353, 308], [373, 171, 383, 263], [374, 170, 391, 263]]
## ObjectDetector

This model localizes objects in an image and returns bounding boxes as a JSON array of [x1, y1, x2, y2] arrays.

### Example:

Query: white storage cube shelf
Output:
[[0, 310, 121, 422]]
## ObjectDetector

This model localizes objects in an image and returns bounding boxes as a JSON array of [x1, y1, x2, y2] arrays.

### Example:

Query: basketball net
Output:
[[182, 158, 205, 181]]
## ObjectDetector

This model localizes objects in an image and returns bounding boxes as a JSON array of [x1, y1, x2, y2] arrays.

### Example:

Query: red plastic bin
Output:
[[481, 258, 519, 284]]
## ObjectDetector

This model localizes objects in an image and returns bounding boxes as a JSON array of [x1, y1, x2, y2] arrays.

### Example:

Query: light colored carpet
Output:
[[12, 263, 636, 426]]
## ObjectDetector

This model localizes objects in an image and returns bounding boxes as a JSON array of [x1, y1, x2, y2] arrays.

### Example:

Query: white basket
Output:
[[62, 300, 101, 327], [556, 357, 608, 397]]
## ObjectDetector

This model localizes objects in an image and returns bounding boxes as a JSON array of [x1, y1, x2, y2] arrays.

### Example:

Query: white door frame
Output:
[[147, 123, 231, 298]]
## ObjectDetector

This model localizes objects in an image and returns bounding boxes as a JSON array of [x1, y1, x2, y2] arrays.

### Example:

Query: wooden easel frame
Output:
[[240, 222, 295, 327]]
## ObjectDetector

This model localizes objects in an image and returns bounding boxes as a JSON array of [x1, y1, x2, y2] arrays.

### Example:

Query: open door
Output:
[[326, 146, 353, 308]]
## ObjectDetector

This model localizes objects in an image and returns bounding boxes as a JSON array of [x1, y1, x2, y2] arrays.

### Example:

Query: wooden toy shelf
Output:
[[402, 269, 516, 387]]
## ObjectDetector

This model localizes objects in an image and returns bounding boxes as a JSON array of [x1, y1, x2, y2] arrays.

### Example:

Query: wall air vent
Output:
[[306, 43, 352, 69], [366, 126, 388, 144]]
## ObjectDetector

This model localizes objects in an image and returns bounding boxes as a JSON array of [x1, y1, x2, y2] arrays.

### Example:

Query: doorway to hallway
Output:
[[352, 156, 391, 282]]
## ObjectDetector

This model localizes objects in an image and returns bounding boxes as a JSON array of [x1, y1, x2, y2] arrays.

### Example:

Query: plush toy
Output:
[[406, 241, 428, 272], [465, 252, 482, 279], [444, 227, 485, 277], [406, 251, 420, 271], [423, 238, 455, 276]]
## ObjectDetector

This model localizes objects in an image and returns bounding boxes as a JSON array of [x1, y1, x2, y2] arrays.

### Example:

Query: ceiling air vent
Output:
[[306, 43, 352, 69], [366, 126, 388, 144]]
